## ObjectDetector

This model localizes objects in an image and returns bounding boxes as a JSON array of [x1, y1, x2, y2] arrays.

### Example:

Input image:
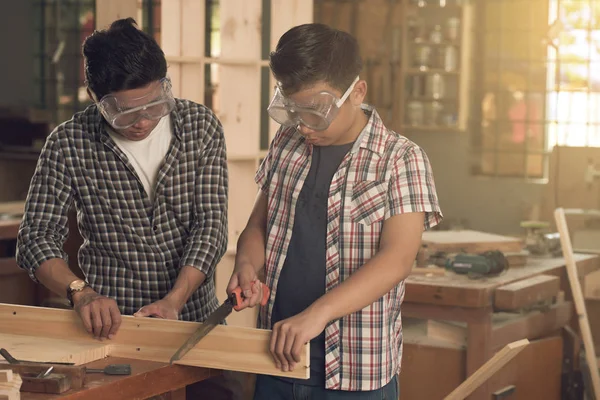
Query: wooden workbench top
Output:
[[405, 253, 599, 308], [19, 356, 218, 400]]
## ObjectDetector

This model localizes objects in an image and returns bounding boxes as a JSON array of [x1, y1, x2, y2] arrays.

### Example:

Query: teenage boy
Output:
[[227, 23, 443, 399]]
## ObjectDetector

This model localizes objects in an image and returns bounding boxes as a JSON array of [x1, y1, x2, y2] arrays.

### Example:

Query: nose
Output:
[[297, 124, 315, 137]]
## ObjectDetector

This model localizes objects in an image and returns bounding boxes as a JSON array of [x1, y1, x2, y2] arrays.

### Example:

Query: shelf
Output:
[[405, 69, 461, 75], [402, 125, 463, 133], [412, 40, 461, 46], [165, 55, 270, 67]]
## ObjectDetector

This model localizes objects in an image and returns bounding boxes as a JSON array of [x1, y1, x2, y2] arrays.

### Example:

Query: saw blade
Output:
[[169, 299, 233, 364]]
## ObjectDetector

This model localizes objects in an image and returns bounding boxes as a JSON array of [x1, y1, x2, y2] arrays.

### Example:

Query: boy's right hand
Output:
[[226, 262, 264, 311]]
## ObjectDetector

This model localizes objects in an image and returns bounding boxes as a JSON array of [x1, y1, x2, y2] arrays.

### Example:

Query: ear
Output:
[[86, 88, 96, 103], [350, 80, 367, 106]]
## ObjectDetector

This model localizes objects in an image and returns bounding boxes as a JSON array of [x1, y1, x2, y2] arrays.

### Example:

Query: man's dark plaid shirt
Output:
[[16, 99, 228, 322]]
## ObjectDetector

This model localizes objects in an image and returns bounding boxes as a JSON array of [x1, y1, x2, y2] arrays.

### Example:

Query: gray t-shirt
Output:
[[271, 141, 354, 386]]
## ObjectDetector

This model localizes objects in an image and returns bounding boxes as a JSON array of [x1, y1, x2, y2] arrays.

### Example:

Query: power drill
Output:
[[445, 250, 508, 277]]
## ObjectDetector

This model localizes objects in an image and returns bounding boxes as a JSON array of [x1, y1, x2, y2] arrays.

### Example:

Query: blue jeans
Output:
[[253, 374, 398, 400]]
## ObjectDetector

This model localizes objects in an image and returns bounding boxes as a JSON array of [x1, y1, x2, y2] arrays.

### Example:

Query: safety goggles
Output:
[[96, 78, 175, 130], [267, 76, 359, 131]]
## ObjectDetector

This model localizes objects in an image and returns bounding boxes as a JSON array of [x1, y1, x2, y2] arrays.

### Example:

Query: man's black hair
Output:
[[83, 18, 167, 99], [269, 23, 363, 95]]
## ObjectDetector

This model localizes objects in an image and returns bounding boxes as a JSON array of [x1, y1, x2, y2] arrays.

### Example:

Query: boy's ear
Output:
[[350, 79, 367, 106]]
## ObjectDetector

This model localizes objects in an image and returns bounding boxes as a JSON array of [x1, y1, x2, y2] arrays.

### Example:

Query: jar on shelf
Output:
[[425, 101, 444, 125], [414, 44, 432, 69], [444, 45, 458, 71], [430, 25, 443, 44], [407, 101, 425, 126], [426, 73, 445, 99], [447, 17, 461, 41]]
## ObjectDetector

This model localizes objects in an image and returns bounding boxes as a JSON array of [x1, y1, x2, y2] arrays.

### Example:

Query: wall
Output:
[[409, 131, 545, 236], [0, 0, 38, 202], [0, 0, 34, 108]]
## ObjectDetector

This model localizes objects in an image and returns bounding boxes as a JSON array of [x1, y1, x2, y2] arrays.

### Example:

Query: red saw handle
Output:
[[231, 280, 270, 311]]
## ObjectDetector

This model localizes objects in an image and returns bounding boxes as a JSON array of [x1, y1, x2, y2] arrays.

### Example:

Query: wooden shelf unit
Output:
[[160, 0, 313, 328]]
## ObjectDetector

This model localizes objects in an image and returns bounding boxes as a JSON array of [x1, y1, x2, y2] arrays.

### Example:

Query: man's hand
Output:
[[226, 262, 263, 311], [270, 307, 327, 372], [73, 288, 122, 340], [133, 298, 180, 320]]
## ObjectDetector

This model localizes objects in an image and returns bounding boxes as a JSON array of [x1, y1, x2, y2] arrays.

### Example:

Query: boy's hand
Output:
[[226, 262, 263, 311], [270, 308, 328, 372]]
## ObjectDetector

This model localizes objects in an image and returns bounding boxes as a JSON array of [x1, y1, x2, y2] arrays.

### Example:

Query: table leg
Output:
[[466, 312, 493, 400]]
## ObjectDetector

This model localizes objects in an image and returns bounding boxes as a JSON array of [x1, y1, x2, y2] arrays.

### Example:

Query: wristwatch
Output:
[[67, 279, 89, 307]]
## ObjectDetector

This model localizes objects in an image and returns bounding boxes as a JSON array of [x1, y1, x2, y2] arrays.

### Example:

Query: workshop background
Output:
[[2, 0, 600, 399]]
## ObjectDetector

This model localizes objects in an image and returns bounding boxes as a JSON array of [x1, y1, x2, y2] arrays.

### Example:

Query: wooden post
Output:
[[95, 0, 139, 30], [555, 207, 600, 398]]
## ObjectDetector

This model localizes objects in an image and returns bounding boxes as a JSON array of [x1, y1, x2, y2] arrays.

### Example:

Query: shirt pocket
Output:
[[349, 180, 388, 225]]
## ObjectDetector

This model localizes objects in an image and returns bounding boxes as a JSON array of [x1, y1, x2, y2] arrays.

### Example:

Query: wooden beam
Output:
[[0, 303, 309, 380], [491, 301, 572, 350], [95, 0, 139, 30], [555, 208, 600, 398], [494, 275, 560, 311], [443, 339, 529, 400]]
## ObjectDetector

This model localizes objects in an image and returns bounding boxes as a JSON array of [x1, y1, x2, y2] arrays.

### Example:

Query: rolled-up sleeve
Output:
[[386, 145, 443, 230], [16, 133, 73, 282], [179, 112, 228, 278]]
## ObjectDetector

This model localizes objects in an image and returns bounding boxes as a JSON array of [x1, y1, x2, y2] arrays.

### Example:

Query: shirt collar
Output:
[[350, 104, 388, 157]]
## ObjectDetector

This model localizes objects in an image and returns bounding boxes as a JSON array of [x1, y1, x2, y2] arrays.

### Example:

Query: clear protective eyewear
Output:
[[96, 77, 176, 129], [267, 76, 360, 131]]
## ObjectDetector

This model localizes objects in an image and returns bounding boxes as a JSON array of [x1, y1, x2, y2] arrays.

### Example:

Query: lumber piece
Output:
[[0, 372, 21, 400], [0, 371, 11, 384], [443, 339, 529, 400], [0, 303, 309, 379], [421, 230, 524, 254], [555, 208, 600, 398], [494, 275, 560, 311]]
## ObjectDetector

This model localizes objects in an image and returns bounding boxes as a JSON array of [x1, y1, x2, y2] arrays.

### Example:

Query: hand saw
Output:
[[169, 281, 270, 363]]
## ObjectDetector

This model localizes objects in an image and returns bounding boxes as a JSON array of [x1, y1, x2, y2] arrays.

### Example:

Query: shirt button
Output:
[[166, 262, 171, 268], [153, 225, 158, 232]]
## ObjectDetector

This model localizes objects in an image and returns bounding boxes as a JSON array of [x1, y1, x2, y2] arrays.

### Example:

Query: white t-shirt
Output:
[[107, 115, 173, 202]]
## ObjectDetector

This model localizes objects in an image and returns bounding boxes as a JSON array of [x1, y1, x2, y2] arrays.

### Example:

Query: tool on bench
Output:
[[521, 220, 562, 257], [86, 364, 131, 375], [444, 250, 509, 278], [170, 281, 270, 363]]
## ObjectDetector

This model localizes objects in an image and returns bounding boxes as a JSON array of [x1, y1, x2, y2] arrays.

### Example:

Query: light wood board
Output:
[[443, 339, 529, 400], [554, 208, 600, 398], [0, 303, 309, 380], [0, 372, 20, 400], [422, 230, 524, 254], [494, 275, 560, 311]]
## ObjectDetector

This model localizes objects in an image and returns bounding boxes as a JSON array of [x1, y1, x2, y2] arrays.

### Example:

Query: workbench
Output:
[[402, 253, 599, 399], [18, 357, 217, 400]]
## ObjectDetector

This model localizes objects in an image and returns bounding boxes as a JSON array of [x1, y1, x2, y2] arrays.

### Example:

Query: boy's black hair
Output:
[[269, 23, 363, 95], [83, 18, 167, 99]]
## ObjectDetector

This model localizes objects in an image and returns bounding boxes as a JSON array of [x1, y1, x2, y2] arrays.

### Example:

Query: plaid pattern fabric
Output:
[[255, 105, 442, 391], [16, 99, 228, 322]]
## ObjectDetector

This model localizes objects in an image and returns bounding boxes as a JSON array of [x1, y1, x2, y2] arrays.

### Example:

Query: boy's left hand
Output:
[[270, 307, 327, 372]]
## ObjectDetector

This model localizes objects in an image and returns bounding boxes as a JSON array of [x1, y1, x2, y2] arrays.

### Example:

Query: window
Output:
[[472, 0, 600, 180]]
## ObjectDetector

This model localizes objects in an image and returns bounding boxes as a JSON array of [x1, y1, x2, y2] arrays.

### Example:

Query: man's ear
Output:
[[350, 80, 367, 106], [86, 88, 96, 103]]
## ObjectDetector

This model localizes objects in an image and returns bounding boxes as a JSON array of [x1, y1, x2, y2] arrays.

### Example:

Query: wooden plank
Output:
[[95, 0, 138, 30], [0, 373, 21, 400], [426, 320, 466, 346], [491, 301, 572, 350], [421, 230, 524, 254], [0, 303, 309, 380], [554, 207, 600, 398], [160, 0, 183, 98], [0, 333, 109, 366], [494, 275, 560, 311], [0, 371, 11, 384], [0, 202, 24, 217], [179, 0, 205, 105], [443, 339, 529, 400]]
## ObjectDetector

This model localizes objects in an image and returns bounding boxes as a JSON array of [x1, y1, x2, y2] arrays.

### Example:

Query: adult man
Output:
[[16, 18, 238, 399], [227, 23, 443, 399]]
